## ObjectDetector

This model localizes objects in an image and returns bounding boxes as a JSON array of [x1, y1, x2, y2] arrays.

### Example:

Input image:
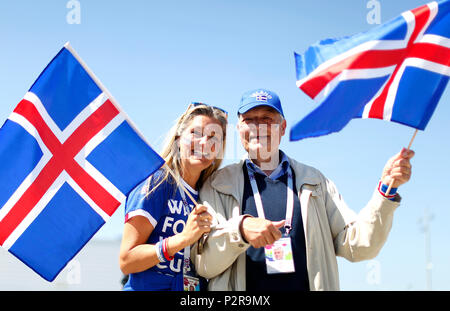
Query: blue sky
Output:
[[0, 0, 449, 290]]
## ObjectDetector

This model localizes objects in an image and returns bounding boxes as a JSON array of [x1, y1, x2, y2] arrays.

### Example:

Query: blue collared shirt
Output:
[[242, 150, 309, 291], [245, 150, 290, 180]]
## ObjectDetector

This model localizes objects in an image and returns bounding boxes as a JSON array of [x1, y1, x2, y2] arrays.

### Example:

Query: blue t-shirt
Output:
[[122, 169, 199, 291]]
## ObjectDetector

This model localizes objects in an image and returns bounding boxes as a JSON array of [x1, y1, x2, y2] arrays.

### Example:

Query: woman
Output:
[[119, 103, 227, 291]]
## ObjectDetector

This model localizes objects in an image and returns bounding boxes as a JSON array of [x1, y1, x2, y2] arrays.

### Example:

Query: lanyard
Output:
[[247, 165, 294, 236], [178, 186, 193, 274]]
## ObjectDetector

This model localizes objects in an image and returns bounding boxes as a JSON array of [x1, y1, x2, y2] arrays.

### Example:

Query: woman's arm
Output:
[[119, 216, 159, 275], [119, 205, 211, 275]]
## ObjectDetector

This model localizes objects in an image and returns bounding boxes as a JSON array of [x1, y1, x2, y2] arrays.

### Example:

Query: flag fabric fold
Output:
[[290, 0, 450, 141], [0, 43, 164, 281]]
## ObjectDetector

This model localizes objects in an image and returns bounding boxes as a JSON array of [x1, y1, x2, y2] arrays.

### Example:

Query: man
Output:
[[192, 88, 414, 291]]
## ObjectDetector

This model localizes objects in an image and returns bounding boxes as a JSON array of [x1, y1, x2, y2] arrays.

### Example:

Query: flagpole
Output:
[[63, 42, 152, 148], [164, 163, 199, 206], [64, 44, 201, 208], [386, 129, 418, 195], [64, 43, 198, 204]]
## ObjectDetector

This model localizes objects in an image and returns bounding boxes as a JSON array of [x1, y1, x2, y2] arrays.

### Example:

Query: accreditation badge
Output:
[[183, 255, 200, 291], [264, 237, 295, 274], [183, 275, 200, 291]]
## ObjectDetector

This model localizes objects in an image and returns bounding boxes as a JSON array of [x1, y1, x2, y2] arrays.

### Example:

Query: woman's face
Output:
[[179, 115, 224, 173]]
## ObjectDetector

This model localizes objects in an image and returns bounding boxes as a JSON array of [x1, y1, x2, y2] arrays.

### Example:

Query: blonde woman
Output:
[[119, 103, 227, 291]]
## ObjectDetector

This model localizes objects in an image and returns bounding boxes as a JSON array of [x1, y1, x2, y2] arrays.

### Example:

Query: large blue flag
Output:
[[290, 0, 450, 141], [0, 43, 164, 281]]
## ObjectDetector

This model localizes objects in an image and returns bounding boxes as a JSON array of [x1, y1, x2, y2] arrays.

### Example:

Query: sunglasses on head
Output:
[[190, 102, 228, 118]]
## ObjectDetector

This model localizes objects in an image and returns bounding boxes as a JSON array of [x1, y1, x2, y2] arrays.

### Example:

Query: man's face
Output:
[[237, 106, 286, 163]]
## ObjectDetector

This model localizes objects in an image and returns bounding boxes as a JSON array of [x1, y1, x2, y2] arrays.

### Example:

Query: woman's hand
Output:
[[181, 204, 213, 245]]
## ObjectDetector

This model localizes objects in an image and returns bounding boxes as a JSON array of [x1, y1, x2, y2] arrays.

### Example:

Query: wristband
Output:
[[378, 181, 398, 199], [155, 241, 166, 263], [162, 238, 174, 261]]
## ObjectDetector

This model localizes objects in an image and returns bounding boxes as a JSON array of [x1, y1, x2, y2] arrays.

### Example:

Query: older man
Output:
[[192, 88, 414, 291]]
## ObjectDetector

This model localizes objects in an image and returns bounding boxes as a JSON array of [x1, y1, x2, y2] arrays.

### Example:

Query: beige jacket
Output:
[[192, 156, 400, 291]]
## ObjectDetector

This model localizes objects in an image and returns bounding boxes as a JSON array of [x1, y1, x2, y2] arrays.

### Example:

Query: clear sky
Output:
[[0, 0, 449, 291]]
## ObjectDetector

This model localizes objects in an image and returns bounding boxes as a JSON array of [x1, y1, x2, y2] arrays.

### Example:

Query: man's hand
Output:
[[240, 216, 285, 248], [381, 148, 415, 188]]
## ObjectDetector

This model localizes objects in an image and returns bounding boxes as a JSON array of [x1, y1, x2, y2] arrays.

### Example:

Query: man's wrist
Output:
[[239, 215, 253, 243], [378, 181, 398, 200]]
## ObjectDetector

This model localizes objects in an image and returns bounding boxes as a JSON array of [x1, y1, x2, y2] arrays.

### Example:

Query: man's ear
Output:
[[280, 119, 287, 137]]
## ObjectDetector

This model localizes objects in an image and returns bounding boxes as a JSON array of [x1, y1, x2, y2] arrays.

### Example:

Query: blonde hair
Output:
[[146, 104, 227, 196]]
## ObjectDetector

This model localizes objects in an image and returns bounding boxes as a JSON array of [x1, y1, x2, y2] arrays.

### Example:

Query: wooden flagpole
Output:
[[66, 43, 201, 212], [66, 42, 200, 210], [385, 129, 418, 195], [165, 163, 199, 206]]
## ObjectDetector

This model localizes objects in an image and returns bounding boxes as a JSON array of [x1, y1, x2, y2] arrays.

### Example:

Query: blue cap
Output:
[[238, 89, 284, 118]]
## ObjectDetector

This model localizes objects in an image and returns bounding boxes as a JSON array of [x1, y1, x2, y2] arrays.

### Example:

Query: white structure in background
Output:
[[0, 239, 123, 291], [418, 208, 434, 291]]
